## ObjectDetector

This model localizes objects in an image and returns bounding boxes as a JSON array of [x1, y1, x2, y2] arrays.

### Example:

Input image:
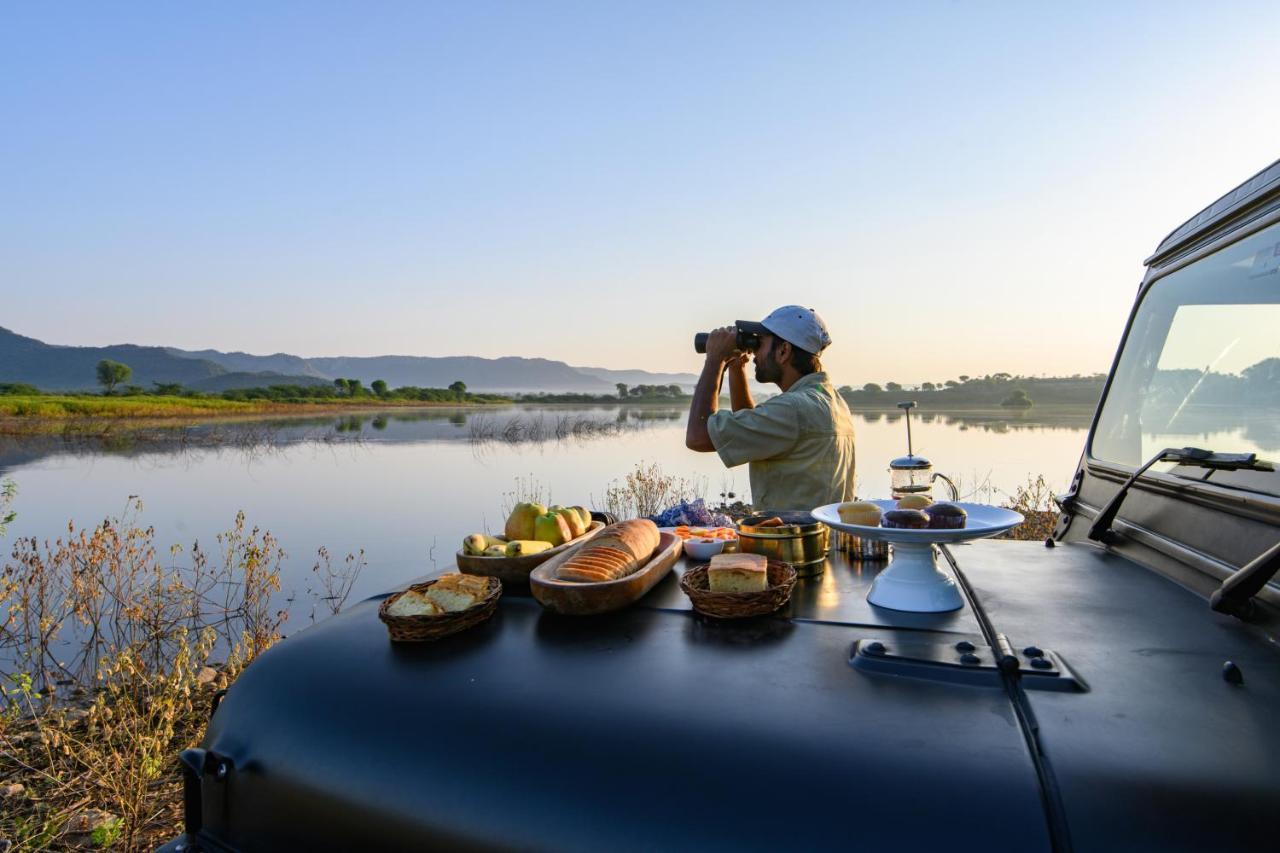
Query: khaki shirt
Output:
[[707, 372, 856, 512]]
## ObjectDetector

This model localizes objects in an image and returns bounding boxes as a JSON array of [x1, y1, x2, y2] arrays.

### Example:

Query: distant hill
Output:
[[166, 347, 700, 393], [0, 327, 702, 394], [572, 365, 701, 388], [0, 327, 227, 391], [166, 348, 327, 380]]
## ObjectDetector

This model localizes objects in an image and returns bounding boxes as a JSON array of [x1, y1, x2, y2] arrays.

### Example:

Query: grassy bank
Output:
[[0, 394, 264, 419], [0, 501, 366, 850], [0, 395, 516, 438]]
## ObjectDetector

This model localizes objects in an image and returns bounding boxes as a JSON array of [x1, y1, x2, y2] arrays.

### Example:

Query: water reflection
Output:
[[0, 404, 1097, 604]]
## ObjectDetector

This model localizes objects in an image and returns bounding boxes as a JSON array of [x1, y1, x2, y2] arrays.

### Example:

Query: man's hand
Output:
[[705, 326, 743, 365]]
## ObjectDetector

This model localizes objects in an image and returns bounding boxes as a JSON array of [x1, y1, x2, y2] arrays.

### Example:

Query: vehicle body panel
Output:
[[194, 560, 1051, 851], [965, 540, 1280, 852]]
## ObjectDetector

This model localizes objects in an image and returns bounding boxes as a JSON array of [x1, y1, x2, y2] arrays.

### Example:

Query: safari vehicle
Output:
[[164, 160, 1280, 852]]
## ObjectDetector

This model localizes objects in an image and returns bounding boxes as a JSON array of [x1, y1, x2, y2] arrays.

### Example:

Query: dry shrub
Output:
[[0, 499, 362, 850], [599, 461, 707, 519], [996, 474, 1060, 541]]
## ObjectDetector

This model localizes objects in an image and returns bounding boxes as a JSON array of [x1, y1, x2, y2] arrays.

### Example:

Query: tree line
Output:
[[838, 373, 1110, 409], [0, 360, 509, 404]]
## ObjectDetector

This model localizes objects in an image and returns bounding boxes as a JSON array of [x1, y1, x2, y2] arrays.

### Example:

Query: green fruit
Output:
[[505, 540, 553, 557], [554, 506, 587, 538], [463, 533, 504, 555], [505, 502, 547, 541], [533, 512, 572, 546]]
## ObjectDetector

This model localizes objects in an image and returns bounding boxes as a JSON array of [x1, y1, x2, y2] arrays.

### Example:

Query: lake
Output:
[[0, 404, 1096, 612]]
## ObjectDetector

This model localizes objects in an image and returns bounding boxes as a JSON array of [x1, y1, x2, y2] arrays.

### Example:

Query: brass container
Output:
[[737, 511, 829, 578], [832, 531, 890, 561]]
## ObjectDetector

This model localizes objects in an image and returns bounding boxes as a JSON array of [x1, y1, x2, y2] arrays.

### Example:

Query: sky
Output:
[[3, 2, 1279, 386]]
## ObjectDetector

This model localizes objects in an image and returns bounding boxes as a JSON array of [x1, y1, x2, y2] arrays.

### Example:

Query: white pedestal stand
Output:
[[865, 541, 962, 613], [811, 500, 1026, 614]]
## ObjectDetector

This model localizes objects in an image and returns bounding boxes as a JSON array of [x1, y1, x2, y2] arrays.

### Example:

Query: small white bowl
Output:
[[684, 537, 727, 560]]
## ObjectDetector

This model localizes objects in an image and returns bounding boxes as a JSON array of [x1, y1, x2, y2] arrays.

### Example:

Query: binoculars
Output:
[[693, 323, 762, 354]]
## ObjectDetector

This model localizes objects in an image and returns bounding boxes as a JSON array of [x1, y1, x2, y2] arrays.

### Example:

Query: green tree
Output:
[[945, 380, 959, 389], [334, 378, 348, 396], [959, 375, 971, 383], [922, 382, 935, 391], [152, 382, 184, 395], [862, 382, 882, 393], [1001, 389, 1033, 408], [371, 379, 388, 398], [448, 380, 467, 401], [346, 378, 364, 397], [0, 382, 40, 395], [667, 384, 682, 397], [616, 382, 628, 399], [885, 381, 902, 392], [96, 359, 131, 394]]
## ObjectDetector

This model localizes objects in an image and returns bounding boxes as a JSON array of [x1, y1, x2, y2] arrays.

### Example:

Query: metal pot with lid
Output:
[[737, 510, 829, 577]]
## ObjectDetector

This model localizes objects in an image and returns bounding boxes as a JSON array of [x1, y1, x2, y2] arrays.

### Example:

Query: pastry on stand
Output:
[[812, 500, 1022, 613]]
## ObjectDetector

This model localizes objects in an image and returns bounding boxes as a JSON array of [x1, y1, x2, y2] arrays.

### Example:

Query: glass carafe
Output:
[[889, 401, 958, 501]]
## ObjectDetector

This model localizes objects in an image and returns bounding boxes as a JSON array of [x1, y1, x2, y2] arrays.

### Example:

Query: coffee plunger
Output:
[[889, 402, 958, 501]]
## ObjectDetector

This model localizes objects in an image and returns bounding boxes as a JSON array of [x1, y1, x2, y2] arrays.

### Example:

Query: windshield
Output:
[[1091, 220, 1280, 497]]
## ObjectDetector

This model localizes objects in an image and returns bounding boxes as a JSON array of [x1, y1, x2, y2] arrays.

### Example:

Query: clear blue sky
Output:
[[3, 2, 1278, 385]]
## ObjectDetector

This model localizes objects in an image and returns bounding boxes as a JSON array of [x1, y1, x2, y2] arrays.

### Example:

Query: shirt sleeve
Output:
[[706, 398, 800, 468]]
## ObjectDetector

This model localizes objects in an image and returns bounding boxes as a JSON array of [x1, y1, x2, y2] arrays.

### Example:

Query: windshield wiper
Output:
[[1210, 540, 1280, 620], [1088, 446, 1263, 545]]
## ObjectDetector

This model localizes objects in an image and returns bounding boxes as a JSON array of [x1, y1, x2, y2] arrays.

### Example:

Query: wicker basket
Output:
[[679, 560, 797, 619], [378, 575, 503, 642]]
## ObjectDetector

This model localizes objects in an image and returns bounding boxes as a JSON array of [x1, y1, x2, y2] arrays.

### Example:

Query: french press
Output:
[[889, 402, 959, 501]]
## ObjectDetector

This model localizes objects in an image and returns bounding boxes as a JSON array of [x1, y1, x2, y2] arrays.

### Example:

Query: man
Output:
[[685, 306, 856, 511]]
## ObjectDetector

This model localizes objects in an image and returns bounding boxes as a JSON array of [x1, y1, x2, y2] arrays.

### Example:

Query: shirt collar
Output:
[[784, 372, 829, 394]]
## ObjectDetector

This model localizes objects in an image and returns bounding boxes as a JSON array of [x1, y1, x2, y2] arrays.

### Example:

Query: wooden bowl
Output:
[[456, 521, 604, 585]]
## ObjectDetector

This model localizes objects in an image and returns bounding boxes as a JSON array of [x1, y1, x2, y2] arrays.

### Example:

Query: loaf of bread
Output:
[[556, 519, 660, 583], [708, 553, 768, 593]]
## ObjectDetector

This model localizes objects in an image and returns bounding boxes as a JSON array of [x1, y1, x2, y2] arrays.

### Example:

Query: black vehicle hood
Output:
[[188, 541, 1279, 852]]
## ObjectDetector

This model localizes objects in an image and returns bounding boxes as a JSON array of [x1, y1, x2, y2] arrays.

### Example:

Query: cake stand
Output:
[[811, 500, 1024, 613]]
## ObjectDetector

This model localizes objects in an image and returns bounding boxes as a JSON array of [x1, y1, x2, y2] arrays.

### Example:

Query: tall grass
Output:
[[0, 395, 260, 419], [0, 394, 509, 424], [0, 499, 364, 850]]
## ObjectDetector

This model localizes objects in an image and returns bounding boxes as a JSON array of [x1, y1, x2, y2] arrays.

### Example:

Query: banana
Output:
[[463, 533, 506, 555], [483, 544, 507, 557], [505, 539, 554, 557]]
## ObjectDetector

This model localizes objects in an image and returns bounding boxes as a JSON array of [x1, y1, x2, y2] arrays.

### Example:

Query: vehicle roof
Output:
[[192, 541, 1280, 851], [1146, 157, 1280, 267]]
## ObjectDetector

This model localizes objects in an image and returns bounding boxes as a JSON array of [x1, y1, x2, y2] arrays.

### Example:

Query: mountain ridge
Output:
[[0, 327, 699, 393]]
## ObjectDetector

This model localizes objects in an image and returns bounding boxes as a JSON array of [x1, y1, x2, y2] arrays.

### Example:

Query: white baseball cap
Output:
[[740, 306, 832, 354]]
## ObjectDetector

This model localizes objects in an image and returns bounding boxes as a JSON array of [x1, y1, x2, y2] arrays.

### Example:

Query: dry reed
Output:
[[0, 499, 363, 850]]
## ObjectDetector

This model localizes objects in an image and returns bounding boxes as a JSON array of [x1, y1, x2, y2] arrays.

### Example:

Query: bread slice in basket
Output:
[[556, 519, 660, 583]]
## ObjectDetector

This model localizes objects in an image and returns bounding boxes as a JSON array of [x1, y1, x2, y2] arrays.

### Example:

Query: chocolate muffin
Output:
[[925, 503, 967, 530], [882, 509, 930, 529]]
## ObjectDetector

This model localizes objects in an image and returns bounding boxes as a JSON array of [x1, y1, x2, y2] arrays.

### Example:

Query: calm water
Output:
[[0, 405, 1094, 607]]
